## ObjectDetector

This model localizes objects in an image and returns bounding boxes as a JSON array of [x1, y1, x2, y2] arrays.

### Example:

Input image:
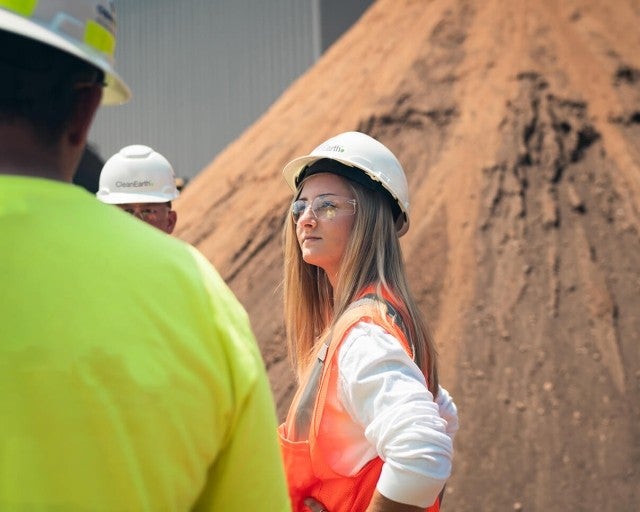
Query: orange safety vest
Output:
[[279, 289, 441, 512]]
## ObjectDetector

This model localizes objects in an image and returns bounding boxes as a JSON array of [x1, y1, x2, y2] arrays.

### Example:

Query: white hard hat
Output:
[[97, 145, 180, 204], [0, 0, 130, 105], [282, 131, 410, 236]]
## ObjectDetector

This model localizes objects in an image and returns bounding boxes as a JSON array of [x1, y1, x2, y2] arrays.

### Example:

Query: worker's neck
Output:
[[0, 125, 72, 182]]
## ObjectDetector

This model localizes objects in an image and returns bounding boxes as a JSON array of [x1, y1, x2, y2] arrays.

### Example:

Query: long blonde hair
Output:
[[282, 173, 439, 394]]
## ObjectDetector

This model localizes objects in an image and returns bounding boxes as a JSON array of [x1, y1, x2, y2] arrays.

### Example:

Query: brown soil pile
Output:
[[175, 0, 640, 509]]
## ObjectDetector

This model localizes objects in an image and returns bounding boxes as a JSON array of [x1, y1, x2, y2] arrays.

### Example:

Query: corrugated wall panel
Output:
[[89, 0, 317, 180]]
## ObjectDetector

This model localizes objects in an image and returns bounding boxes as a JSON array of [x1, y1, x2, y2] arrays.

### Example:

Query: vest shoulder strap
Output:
[[288, 295, 410, 441], [311, 296, 413, 436], [329, 294, 412, 360]]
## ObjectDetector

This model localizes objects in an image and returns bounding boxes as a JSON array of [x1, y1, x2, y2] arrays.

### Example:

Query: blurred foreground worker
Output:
[[97, 144, 179, 234], [0, 1, 290, 511]]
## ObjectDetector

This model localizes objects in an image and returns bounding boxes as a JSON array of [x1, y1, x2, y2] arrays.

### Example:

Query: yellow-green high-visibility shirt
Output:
[[0, 176, 291, 512]]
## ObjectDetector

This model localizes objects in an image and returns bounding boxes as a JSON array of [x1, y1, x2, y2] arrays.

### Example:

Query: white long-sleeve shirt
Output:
[[337, 321, 458, 508]]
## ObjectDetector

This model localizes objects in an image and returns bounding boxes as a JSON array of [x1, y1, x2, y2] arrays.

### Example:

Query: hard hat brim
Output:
[[96, 191, 179, 205], [282, 155, 322, 192], [0, 9, 131, 105]]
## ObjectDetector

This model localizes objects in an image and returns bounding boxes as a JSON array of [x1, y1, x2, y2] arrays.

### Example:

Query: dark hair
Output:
[[0, 29, 104, 146]]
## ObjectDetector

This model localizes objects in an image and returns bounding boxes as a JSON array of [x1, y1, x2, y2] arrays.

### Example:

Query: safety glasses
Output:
[[118, 204, 169, 221], [291, 195, 357, 223]]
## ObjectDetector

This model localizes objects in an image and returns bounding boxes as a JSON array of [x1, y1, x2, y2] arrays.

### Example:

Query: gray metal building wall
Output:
[[89, 1, 371, 182]]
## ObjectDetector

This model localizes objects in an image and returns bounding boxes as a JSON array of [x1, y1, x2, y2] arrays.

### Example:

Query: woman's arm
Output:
[[305, 492, 424, 512], [365, 491, 425, 512], [338, 322, 453, 509]]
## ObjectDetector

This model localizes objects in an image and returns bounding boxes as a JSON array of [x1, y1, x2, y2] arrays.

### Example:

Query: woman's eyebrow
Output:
[[299, 192, 340, 200]]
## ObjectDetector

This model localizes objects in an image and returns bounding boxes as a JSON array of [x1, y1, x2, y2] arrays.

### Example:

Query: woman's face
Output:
[[294, 172, 356, 286]]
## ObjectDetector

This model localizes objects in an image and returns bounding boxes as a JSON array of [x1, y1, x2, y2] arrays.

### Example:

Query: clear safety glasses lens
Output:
[[120, 206, 166, 221], [291, 196, 357, 223]]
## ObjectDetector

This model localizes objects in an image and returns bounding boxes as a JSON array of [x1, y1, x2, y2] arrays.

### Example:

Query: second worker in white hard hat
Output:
[[97, 144, 179, 234]]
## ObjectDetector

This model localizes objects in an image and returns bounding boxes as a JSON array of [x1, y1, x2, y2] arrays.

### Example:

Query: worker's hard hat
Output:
[[97, 145, 180, 204], [282, 131, 410, 236], [0, 0, 130, 104]]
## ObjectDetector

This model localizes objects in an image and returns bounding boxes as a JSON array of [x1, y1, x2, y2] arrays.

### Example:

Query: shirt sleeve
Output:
[[193, 366, 292, 512], [337, 321, 453, 508], [435, 385, 459, 442], [187, 247, 291, 512]]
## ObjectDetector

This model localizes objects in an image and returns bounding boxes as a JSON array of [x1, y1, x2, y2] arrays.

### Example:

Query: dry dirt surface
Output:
[[174, 0, 640, 510]]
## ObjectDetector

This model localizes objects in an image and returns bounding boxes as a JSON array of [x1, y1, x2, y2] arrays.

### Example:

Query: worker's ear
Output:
[[66, 84, 103, 147], [166, 210, 177, 234]]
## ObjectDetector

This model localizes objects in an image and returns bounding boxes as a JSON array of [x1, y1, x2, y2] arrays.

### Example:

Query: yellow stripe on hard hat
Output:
[[1, 0, 131, 103], [1, 0, 115, 57], [0, 0, 38, 16], [85, 19, 115, 56]]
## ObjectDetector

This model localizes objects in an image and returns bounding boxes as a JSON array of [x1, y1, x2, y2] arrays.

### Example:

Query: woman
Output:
[[279, 131, 458, 512]]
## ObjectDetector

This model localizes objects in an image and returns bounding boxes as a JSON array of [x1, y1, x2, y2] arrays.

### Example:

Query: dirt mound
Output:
[[175, 0, 640, 509]]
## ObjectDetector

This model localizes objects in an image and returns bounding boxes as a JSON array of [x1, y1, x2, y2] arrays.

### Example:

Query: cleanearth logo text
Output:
[[115, 180, 153, 188], [319, 144, 345, 153]]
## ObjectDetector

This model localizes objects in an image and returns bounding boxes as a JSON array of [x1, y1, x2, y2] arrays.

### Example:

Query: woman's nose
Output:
[[297, 205, 316, 225]]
